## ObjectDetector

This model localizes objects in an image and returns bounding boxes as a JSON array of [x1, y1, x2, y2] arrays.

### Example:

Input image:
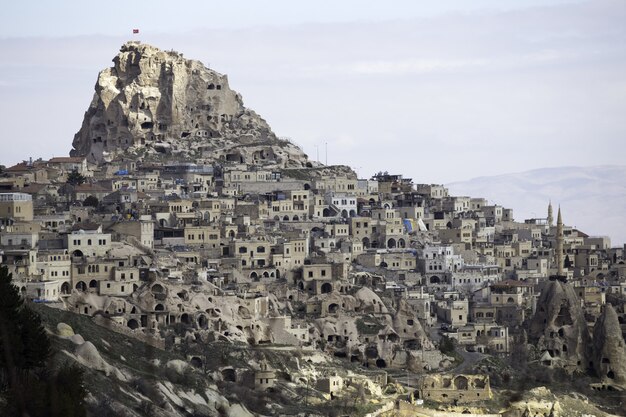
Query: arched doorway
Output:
[[454, 376, 469, 390]]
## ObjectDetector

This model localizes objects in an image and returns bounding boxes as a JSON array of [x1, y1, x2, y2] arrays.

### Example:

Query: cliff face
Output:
[[71, 42, 308, 167], [528, 279, 591, 372]]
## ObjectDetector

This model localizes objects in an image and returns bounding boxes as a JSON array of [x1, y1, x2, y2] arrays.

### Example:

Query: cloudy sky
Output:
[[0, 0, 624, 185]]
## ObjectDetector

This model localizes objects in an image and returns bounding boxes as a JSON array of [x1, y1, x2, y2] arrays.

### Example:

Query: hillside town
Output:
[[1, 42, 625, 417]]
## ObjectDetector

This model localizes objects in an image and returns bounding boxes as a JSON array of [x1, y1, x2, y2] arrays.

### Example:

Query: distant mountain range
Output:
[[447, 165, 626, 247]]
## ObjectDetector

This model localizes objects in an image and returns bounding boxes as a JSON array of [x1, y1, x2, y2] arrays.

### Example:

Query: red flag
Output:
[[133, 29, 139, 34]]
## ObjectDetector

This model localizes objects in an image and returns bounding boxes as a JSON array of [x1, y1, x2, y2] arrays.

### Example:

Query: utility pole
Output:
[[314, 145, 319, 163]]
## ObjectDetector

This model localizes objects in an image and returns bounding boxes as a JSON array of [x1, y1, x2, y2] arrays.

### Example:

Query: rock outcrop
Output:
[[591, 303, 626, 386], [71, 42, 309, 167], [392, 298, 431, 349], [528, 279, 591, 372]]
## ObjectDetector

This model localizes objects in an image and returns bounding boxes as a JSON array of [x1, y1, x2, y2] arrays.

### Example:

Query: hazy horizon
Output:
[[1, 0, 625, 184]]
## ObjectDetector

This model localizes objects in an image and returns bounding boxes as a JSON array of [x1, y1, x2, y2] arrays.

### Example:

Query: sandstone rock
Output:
[[69, 333, 85, 345], [591, 303, 626, 386], [166, 359, 190, 377], [355, 287, 388, 314], [56, 322, 75, 337], [75, 341, 108, 373], [392, 298, 430, 348], [227, 404, 254, 417], [71, 42, 309, 168], [528, 279, 591, 372]]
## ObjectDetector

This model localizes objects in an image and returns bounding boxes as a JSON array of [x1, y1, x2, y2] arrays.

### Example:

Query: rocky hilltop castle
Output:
[[71, 42, 308, 169], [1, 43, 625, 417]]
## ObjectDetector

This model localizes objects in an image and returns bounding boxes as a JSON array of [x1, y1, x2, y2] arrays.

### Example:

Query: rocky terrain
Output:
[[71, 42, 309, 168], [34, 303, 393, 417]]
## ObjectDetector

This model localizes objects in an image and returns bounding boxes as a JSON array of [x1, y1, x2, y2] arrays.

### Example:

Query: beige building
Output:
[[184, 225, 220, 248], [301, 263, 334, 294], [313, 176, 357, 193], [36, 250, 72, 294], [316, 375, 344, 395], [67, 229, 112, 258], [415, 184, 448, 199], [0, 192, 34, 224], [254, 361, 276, 390], [436, 297, 469, 328], [99, 266, 139, 297]]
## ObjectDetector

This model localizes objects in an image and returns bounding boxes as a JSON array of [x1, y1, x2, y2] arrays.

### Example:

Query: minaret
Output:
[[547, 201, 553, 226], [556, 207, 564, 277]]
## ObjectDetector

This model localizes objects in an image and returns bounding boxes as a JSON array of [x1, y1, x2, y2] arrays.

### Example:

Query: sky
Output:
[[0, 0, 624, 187]]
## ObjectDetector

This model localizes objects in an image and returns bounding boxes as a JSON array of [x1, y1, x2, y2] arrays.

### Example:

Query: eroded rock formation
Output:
[[71, 42, 308, 167], [592, 303, 626, 386], [528, 279, 591, 372]]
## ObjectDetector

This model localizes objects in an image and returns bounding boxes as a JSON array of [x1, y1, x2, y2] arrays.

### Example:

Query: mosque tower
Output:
[[556, 207, 564, 278], [547, 201, 553, 226]]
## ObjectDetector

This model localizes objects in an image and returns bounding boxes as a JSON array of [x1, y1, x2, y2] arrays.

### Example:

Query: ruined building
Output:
[[417, 374, 492, 404]]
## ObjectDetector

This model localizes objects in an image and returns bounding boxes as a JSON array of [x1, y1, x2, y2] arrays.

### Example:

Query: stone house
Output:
[[417, 374, 491, 403]]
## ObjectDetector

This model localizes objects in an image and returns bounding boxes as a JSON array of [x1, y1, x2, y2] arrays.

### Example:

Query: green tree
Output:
[[564, 255, 572, 269], [0, 265, 50, 371], [82, 195, 99, 208], [0, 265, 86, 417], [47, 364, 88, 417], [66, 169, 86, 186], [439, 335, 456, 355]]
